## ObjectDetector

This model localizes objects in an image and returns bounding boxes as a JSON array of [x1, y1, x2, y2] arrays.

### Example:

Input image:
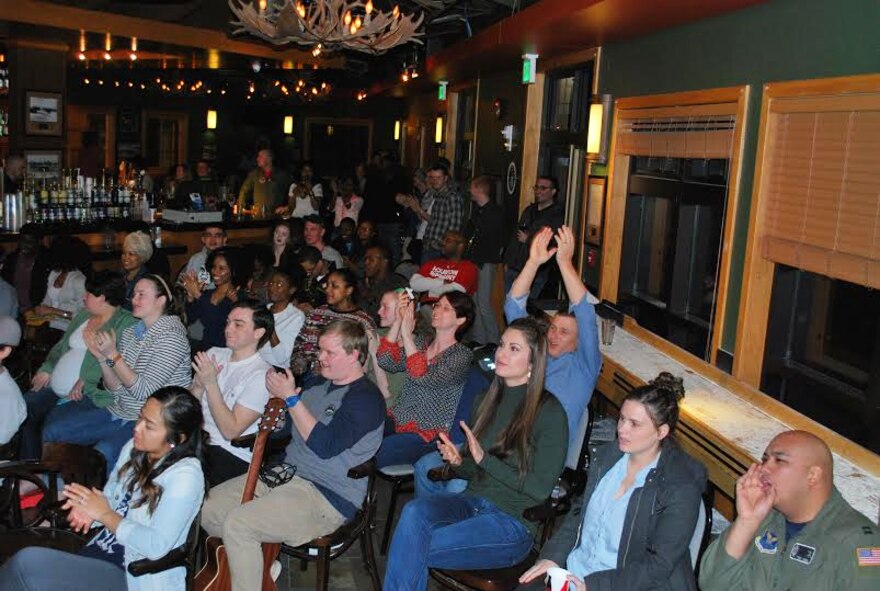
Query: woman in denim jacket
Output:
[[0, 386, 207, 591]]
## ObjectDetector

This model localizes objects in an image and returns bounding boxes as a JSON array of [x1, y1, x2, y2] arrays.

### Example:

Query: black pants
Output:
[[205, 444, 249, 488]]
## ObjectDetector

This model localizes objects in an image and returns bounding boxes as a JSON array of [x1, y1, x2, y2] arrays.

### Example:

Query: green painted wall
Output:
[[598, 0, 880, 355]]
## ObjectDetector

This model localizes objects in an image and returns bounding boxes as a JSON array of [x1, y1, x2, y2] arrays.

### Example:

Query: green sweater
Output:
[[454, 384, 568, 535], [39, 307, 137, 407]]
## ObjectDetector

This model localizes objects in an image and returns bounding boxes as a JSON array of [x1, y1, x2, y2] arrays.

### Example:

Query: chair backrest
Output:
[[689, 498, 708, 569], [449, 365, 490, 445], [565, 405, 594, 471]]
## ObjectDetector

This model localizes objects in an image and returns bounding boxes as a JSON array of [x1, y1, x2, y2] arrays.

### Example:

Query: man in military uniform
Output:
[[700, 430, 880, 590]]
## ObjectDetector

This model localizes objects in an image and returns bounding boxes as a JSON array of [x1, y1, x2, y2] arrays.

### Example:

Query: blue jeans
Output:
[[383, 494, 534, 591], [413, 451, 468, 497], [0, 546, 127, 591], [42, 396, 134, 470], [20, 387, 60, 460], [376, 427, 435, 468]]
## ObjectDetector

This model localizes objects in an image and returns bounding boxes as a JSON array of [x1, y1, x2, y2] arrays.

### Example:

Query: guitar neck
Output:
[[239, 398, 285, 504]]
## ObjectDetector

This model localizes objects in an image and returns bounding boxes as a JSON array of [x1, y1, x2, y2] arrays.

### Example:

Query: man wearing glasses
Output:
[[421, 164, 464, 263], [502, 176, 564, 298]]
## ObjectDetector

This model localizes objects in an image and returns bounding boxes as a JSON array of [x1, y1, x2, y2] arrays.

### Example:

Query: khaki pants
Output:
[[202, 474, 347, 591]]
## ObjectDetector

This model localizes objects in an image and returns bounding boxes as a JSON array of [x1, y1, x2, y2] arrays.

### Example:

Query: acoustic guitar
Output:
[[195, 398, 286, 591]]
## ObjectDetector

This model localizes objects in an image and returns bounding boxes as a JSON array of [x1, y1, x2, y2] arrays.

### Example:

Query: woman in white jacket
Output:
[[0, 386, 207, 591]]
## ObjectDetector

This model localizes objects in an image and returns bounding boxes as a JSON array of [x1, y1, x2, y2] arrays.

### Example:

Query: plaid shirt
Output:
[[423, 184, 463, 251]]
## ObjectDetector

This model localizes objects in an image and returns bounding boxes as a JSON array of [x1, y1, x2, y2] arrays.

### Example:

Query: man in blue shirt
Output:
[[504, 224, 602, 455]]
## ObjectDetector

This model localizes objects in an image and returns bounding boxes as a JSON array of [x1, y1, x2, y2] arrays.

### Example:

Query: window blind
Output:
[[616, 114, 735, 159], [761, 101, 880, 289]]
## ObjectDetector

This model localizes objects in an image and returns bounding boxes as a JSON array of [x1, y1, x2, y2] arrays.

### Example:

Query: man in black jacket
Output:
[[502, 175, 564, 299], [464, 175, 505, 345]]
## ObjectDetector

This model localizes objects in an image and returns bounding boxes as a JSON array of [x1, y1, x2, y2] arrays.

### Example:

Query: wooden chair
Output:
[[128, 511, 202, 591], [279, 459, 382, 591]]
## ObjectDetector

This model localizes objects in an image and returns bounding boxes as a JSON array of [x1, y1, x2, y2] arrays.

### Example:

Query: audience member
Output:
[[243, 244, 273, 304], [3, 154, 25, 194], [34, 235, 91, 332], [174, 159, 219, 207], [0, 387, 206, 591], [503, 176, 564, 297], [259, 266, 305, 368], [291, 268, 375, 376], [302, 214, 344, 270], [279, 161, 323, 218], [519, 373, 706, 591], [44, 275, 191, 468], [20, 271, 136, 460], [464, 175, 505, 345], [270, 219, 299, 269], [294, 246, 329, 312], [333, 176, 364, 227], [238, 148, 290, 214], [419, 164, 463, 262], [360, 151, 408, 264], [400, 168, 428, 263], [0, 225, 50, 312], [183, 247, 246, 351], [506, 226, 601, 455], [369, 289, 407, 407], [383, 317, 567, 590], [201, 320, 385, 590], [376, 291, 473, 467], [179, 224, 227, 289], [0, 252, 17, 318], [699, 430, 880, 591], [0, 316, 24, 446], [121, 231, 153, 311], [410, 230, 478, 310], [359, 244, 407, 320], [331, 218, 357, 260], [191, 299, 274, 486]]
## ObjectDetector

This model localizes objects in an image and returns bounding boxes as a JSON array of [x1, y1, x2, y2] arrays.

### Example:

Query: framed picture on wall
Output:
[[585, 176, 606, 245], [25, 91, 63, 136], [25, 150, 62, 182]]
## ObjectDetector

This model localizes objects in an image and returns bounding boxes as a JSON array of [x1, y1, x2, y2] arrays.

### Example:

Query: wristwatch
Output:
[[285, 394, 300, 408], [105, 353, 122, 368]]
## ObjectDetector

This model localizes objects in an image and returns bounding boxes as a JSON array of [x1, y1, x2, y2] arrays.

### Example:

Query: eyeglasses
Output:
[[533, 185, 553, 191]]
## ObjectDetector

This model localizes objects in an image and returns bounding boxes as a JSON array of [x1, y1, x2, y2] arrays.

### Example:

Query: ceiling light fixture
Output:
[[229, 0, 424, 55]]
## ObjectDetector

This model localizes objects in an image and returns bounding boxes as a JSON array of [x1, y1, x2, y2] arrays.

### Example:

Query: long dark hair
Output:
[[119, 386, 208, 514], [468, 317, 549, 479]]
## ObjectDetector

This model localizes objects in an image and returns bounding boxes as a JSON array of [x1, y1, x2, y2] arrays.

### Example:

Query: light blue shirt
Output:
[[566, 452, 661, 577], [504, 292, 602, 452]]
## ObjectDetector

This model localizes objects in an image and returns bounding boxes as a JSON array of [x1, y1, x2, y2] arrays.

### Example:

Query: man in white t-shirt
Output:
[[191, 299, 274, 486], [0, 316, 26, 446]]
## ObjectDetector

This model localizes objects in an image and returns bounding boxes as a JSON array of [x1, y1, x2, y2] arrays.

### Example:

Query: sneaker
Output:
[[270, 559, 282, 582]]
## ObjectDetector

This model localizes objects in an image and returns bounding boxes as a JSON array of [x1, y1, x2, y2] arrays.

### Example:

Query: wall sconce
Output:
[[394, 120, 401, 141], [435, 116, 444, 144], [586, 94, 613, 164], [283, 116, 294, 135], [206, 109, 217, 130]]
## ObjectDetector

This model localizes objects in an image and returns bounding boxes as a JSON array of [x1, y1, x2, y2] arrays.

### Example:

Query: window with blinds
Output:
[[616, 114, 736, 159], [759, 96, 880, 289]]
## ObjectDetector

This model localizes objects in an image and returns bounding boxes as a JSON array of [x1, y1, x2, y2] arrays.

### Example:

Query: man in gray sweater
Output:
[[201, 319, 386, 591]]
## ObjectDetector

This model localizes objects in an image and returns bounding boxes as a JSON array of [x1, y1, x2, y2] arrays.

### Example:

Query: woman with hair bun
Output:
[[0, 386, 207, 591], [519, 372, 708, 591]]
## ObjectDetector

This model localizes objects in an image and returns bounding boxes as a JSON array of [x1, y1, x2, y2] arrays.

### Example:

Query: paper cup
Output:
[[546, 566, 573, 591]]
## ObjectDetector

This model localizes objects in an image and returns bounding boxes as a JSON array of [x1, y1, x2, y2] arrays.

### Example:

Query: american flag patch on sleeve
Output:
[[856, 547, 880, 566]]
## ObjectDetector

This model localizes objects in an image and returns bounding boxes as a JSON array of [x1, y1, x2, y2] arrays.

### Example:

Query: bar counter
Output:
[[0, 218, 276, 275]]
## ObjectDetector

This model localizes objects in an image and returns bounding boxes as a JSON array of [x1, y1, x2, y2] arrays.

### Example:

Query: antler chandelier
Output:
[[229, 0, 424, 55]]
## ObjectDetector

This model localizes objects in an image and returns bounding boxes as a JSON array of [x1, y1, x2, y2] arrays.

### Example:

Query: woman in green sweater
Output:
[[20, 270, 136, 459], [383, 317, 568, 591]]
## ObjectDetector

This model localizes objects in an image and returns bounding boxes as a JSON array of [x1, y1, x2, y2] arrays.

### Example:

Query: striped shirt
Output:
[[106, 315, 192, 420]]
